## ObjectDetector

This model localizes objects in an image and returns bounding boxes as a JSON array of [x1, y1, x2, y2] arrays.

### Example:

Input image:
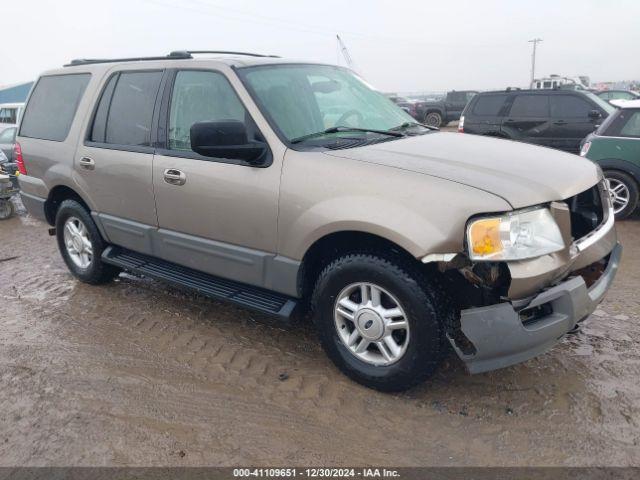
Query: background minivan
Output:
[[459, 89, 614, 154]]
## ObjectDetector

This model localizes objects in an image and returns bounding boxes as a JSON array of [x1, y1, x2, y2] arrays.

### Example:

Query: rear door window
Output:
[[103, 71, 163, 146], [19, 73, 91, 141], [471, 94, 508, 116], [550, 95, 592, 118], [508, 95, 549, 117]]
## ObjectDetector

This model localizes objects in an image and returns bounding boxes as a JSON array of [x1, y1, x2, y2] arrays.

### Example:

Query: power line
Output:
[[142, 0, 503, 50]]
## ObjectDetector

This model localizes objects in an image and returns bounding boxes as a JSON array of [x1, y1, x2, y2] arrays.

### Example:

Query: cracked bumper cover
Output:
[[449, 242, 622, 374]]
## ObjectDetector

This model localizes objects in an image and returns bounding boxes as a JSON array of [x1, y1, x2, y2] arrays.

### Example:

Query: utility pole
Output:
[[528, 38, 543, 87]]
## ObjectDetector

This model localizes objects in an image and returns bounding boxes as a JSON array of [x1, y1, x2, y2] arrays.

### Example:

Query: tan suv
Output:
[[17, 51, 621, 391]]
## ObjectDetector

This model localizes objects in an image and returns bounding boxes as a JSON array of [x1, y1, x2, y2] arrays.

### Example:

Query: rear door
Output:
[[74, 69, 164, 254], [501, 94, 552, 146], [151, 69, 281, 288], [549, 94, 599, 153]]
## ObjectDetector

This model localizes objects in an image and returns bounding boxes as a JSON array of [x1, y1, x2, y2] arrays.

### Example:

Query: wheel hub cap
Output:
[[334, 282, 410, 366], [355, 309, 385, 341]]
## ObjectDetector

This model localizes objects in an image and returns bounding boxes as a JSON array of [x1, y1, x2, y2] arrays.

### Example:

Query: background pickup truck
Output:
[[417, 90, 478, 127]]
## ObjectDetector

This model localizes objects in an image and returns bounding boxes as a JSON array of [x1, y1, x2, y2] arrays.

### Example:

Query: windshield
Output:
[[583, 91, 616, 116], [239, 64, 416, 143]]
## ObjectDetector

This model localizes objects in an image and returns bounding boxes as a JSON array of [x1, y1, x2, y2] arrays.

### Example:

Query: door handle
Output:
[[163, 168, 186, 186], [79, 157, 95, 170], [553, 120, 567, 125]]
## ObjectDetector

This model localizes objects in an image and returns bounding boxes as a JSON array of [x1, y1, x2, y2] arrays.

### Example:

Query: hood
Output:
[[323, 132, 601, 209]]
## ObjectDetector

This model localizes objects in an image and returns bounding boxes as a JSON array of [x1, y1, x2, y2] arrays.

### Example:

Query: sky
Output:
[[2, 0, 639, 92]]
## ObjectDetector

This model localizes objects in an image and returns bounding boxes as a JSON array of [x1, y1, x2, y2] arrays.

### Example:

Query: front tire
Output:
[[311, 254, 449, 392], [604, 170, 639, 220], [55, 199, 120, 284]]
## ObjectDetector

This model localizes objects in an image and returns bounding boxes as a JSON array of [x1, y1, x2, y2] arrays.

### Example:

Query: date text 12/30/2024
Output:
[[233, 468, 401, 478]]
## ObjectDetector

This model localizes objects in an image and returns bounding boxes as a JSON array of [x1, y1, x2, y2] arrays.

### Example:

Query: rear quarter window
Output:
[[603, 109, 640, 138], [471, 94, 508, 116], [19, 73, 91, 141]]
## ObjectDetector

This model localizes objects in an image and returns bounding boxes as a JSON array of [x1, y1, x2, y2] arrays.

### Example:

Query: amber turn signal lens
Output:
[[469, 218, 502, 257]]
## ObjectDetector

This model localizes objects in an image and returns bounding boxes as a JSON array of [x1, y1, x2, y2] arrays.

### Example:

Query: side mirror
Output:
[[588, 109, 602, 120], [190, 121, 267, 165]]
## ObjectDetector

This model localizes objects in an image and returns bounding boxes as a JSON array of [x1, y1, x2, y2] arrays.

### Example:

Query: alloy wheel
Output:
[[606, 177, 631, 214], [334, 282, 410, 366], [63, 216, 93, 269]]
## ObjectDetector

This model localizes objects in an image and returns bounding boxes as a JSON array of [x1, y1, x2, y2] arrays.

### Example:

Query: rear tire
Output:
[[604, 170, 638, 220], [424, 112, 443, 128], [311, 254, 450, 392], [55, 199, 120, 284]]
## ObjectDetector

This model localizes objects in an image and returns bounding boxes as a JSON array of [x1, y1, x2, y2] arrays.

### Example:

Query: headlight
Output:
[[467, 207, 564, 261]]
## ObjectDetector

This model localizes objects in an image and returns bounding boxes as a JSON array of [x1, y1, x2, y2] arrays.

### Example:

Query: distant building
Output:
[[0, 82, 34, 103]]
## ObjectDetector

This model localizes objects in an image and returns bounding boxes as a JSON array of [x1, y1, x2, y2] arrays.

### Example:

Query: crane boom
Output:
[[336, 35, 356, 70]]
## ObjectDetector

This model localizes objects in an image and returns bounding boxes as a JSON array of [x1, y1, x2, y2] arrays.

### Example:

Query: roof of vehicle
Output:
[[610, 99, 640, 109], [36, 51, 336, 79], [476, 88, 588, 96], [596, 89, 639, 95]]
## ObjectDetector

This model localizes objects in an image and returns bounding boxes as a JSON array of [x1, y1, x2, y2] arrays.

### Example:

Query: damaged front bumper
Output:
[[449, 241, 622, 374]]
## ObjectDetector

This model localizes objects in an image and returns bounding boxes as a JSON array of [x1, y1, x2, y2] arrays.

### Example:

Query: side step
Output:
[[102, 246, 298, 320]]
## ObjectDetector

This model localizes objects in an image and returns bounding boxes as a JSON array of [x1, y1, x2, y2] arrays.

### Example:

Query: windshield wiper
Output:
[[290, 126, 404, 144], [389, 121, 438, 132]]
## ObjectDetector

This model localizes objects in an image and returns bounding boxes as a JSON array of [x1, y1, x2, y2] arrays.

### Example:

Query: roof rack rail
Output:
[[65, 50, 279, 67], [169, 50, 280, 58], [65, 52, 191, 67]]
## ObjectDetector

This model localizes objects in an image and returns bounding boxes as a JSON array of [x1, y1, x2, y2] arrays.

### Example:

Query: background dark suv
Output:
[[459, 89, 615, 153]]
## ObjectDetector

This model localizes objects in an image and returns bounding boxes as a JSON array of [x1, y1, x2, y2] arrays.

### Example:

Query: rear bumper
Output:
[[449, 242, 622, 374], [19, 192, 47, 222]]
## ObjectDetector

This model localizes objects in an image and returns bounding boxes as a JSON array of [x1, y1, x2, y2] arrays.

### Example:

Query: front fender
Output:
[[278, 150, 512, 261]]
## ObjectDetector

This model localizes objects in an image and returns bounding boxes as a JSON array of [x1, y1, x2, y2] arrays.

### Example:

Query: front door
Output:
[[75, 70, 164, 254], [152, 69, 281, 288], [549, 94, 600, 153]]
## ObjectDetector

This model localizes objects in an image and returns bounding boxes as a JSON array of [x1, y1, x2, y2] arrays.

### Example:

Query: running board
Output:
[[102, 246, 298, 320]]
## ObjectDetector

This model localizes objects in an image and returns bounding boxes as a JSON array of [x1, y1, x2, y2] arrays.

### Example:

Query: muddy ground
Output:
[[0, 199, 639, 467]]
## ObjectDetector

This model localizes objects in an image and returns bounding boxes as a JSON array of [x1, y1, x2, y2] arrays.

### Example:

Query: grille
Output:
[[566, 182, 606, 241]]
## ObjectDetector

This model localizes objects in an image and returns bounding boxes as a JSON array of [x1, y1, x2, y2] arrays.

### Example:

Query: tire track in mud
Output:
[[2, 252, 369, 421]]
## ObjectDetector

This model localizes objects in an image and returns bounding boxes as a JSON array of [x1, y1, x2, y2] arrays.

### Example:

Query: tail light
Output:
[[458, 115, 465, 133], [580, 141, 591, 157], [14, 142, 27, 175]]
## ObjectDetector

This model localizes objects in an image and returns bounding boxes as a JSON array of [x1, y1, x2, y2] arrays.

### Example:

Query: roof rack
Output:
[[170, 50, 280, 58], [65, 50, 279, 67]]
